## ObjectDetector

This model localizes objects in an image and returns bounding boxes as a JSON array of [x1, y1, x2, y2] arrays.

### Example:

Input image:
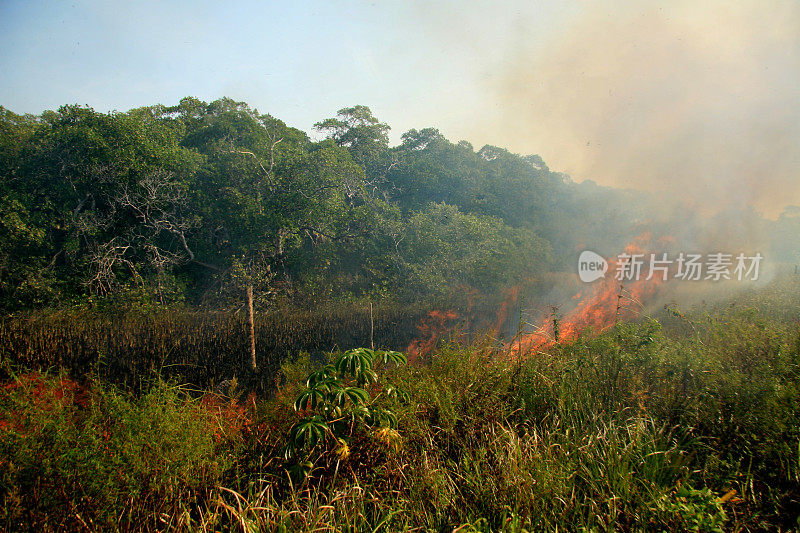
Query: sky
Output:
[[1, 0, 798, 217]]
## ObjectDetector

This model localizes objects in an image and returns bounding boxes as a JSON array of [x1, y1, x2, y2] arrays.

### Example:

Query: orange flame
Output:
[[512, 233, 668, 354], [406, 309, 459, 360], [493, 285, 522, 334]]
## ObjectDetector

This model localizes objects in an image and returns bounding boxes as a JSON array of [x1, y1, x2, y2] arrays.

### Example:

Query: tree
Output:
[[0, 104, 203, 307], [398, 203, 552, 298], [185, 101, 381, 296], [159, 99, 393, 367], [314, 105, 392, 185], [0, 108, 50, 308], [387, 129, 483, 212]]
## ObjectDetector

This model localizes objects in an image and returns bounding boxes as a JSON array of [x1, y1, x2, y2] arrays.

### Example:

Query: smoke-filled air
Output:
[[1, 1, 799, 530]]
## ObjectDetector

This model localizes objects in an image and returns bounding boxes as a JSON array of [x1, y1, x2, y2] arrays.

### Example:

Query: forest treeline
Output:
[[0, 97, 636, 312], [1, 98, 799, 313]]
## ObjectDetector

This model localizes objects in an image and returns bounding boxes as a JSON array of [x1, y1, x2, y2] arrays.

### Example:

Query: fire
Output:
[[406, 309, 459, 360], [493, 285, 522, 334], [404, 234, 672, 360], [512, 233, 669, 354]]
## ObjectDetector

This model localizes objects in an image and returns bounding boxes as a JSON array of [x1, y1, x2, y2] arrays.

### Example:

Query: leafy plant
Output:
[[653, 485, 727, 532], [284, 348, 408, 462]]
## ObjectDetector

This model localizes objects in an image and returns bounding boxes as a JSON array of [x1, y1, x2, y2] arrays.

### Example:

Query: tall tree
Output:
[[314, 106, 392, 186], [1, 104, 202, 305]]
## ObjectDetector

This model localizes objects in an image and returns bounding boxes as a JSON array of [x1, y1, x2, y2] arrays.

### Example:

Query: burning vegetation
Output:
[[514, 233, 670, 353], [0, 98, 799, 531]]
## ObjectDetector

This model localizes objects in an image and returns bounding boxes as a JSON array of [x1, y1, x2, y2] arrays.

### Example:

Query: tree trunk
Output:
[[246, 284, 256, 371], [369, 301, 374, 350]]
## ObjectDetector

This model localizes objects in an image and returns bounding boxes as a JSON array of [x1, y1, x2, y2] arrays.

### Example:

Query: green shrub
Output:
[[0, 372, 228, 530]]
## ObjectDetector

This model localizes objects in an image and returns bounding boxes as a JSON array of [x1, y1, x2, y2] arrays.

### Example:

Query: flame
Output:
[[406, 309, 460, 360], [405, 234, 672, 359], [492, 285, 521, 334], [512, 233, 668, 354]]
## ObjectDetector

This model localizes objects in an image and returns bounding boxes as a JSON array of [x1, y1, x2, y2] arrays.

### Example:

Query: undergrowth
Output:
[[1, 297, 800, 531]]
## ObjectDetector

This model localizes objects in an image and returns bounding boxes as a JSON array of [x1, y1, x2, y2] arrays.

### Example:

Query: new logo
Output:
[[578, 250, 608, 282]]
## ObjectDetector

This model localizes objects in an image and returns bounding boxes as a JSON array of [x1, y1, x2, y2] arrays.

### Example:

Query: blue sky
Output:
[[1, 0, 798, 215], [0, 1, 569, 142]]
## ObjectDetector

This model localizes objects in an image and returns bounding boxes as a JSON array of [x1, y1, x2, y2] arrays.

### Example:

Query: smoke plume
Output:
[[467, 0, 800, 218]]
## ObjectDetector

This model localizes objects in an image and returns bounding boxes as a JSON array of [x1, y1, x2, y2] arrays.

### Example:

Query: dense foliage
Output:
[[0, 99, 571, 311], [5, 97, 799, 313]]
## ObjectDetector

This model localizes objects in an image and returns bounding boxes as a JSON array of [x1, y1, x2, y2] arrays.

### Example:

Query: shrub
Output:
[[0, 372, 228, 530]]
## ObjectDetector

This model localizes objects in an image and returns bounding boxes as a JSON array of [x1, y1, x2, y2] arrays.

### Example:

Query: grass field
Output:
[[1, 276, 799, 531]]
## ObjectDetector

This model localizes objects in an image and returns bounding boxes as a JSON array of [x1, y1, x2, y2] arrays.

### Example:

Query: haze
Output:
[[2, 0, 797, 217]]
